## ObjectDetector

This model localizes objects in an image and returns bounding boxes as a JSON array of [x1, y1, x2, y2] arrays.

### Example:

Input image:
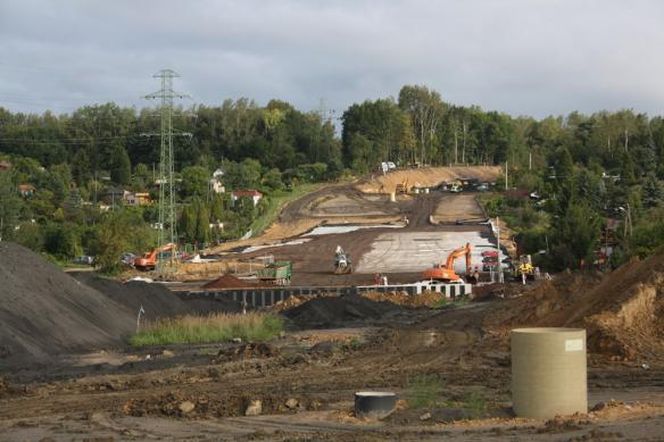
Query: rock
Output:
[[162, 350, 175, 358], [591, 401, 607, 412], [285, 398, 299, 409], [245, 400, 262, 416], [419, 412, 432, 421], [179, 401, 195, 414], [232, 337, 242, 343]]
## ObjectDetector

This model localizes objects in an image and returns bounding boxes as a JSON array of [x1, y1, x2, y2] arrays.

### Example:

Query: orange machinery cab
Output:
[[421, 242, 472, 282]]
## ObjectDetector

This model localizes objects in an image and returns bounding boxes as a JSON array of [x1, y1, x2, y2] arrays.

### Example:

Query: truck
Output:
[[256, 261, 292, 285]]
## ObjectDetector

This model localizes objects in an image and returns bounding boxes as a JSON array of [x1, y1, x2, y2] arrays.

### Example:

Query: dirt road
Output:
[[1, 299, 662, 441], [209, 191, 497, 287]]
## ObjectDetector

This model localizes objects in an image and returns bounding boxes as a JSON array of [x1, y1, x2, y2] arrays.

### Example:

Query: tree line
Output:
[[1, 84, 663, 271]]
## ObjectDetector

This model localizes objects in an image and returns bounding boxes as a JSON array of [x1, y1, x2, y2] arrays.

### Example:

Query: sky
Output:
[[1, 0, 664, 120]]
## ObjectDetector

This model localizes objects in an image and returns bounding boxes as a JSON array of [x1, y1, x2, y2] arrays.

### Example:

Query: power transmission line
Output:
[[143, 69, 191, 274]]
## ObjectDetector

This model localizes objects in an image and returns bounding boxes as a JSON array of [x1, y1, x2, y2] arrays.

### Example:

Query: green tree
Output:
[[195, 201, 210, 245], [132, 163, 151, 189], [642, 174, 662, 208], [552, 201, 601, 269], [93, 209, 155, 273], [0, 171, 22, 241], [109, 144, 131, 185], [180, 165, 210, 198], [262, 168, 283, 191], [179, 204, 197, 243], [44, 222, 81, 259]]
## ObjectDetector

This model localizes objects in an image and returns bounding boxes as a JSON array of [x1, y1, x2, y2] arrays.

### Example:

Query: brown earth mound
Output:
[[0, 242, 135, 365], [357, 166, 502, 193], [486, 249, 664, 362], [202, 274, 256, 289], [361, 290, 444, 307]]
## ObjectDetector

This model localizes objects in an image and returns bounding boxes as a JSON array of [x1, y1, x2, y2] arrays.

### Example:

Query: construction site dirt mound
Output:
[[361, 290, 444, 307], [72, 273, 193, 319], [0, 242, 135, 366], [357, 166, 502, 193], [202, 274, 256, 289], [175, 293, 243, 314], [486, 250, 664, 363], [282, 294, 404, 328]]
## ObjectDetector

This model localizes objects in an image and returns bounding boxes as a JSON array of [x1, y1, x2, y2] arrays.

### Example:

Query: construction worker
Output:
[[374, 273, 381, 285]]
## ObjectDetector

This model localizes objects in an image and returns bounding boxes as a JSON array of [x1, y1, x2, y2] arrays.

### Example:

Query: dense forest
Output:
[[0, 85, 662, 271]]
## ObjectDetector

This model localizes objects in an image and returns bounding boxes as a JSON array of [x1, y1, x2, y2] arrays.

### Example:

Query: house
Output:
[[231, 189, 263, 207], [210, 179, 225, 194], [101, 187, 127, 205], [17, 184, 36, 197], [124, 192, 152, 206], [210, 168, 225, 194], [0, 160, 11, 172]]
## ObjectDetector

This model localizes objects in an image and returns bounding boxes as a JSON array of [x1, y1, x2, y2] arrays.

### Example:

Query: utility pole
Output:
[[505, 161, 509, 190], [454, 126, 458, 164], [144, 69, 190, 273], [529, 151, 532, 171]]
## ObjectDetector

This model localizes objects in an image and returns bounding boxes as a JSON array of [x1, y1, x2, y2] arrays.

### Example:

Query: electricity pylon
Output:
[[144, 69, 190, 273]]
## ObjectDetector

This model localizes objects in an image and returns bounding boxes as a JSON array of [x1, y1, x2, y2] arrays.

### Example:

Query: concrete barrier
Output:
[[184, 282, 472, 308]]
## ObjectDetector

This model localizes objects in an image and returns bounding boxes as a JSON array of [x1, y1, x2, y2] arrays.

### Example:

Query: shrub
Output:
[[130, 312, 284, 347]]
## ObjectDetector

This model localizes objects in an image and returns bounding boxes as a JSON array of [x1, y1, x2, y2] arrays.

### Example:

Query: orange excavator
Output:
[[134, 243, 176, 271], [422, 242, 472, 282]]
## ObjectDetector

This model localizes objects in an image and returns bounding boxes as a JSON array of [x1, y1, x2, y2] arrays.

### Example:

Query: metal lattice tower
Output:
[[144, 69, 188, 271]]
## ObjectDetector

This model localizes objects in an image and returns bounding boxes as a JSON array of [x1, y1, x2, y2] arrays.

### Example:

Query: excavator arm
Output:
[[422, 242, 472, 282]]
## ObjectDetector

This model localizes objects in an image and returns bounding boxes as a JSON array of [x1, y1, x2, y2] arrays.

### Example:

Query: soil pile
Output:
[[486, 249, 664, 362], [283, 294, 403, 328], [176, 293, 243, 314], [202, 274, 256, 289], [357, 166, 502, 193], [0, 242, 135, 364], [72, 273, 192, 318], [361, 290, 443, 307]]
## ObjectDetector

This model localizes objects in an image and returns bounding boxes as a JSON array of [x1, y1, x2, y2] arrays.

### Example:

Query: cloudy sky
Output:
[[1, 0, 663, 119]]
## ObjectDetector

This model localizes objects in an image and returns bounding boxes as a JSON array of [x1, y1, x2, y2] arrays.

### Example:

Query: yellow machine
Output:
[[395, 178, 410, 194]]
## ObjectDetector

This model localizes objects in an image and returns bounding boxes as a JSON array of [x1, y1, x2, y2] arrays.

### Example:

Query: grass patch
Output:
[[406, 374, 445, 408], [461, 391, 487, 418], [130, 312, 284, 347], [434, 295, 471, 310], [250, 182, 327, 236]]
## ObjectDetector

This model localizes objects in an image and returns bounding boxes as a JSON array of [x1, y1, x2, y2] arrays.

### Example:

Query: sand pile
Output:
[[357, 166, 502, 193], [283, 294, 403, 328], [0, 242, 135, 365], [486, 249, 664, 361]]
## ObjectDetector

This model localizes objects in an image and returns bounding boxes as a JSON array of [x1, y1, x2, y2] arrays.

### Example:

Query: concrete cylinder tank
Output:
[[511, 327, 587, 419]]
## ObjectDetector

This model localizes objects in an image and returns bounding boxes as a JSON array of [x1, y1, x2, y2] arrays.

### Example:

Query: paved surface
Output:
[[356, 229, 500, 274]]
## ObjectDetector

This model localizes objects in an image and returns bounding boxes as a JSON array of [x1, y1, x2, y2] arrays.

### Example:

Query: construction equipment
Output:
[[334, 245, 353, 274], [513, 255, 539, 283], [395, 178, 409, 194], [257, 261, 292, 285], [449, 181, 463, 193], [422, 242, 472, 282], [134, 243, 176, 271]]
